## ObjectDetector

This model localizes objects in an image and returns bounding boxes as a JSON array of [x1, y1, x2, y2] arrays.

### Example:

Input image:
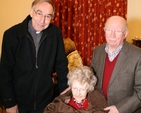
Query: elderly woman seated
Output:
[[44, 66, 108, 113]]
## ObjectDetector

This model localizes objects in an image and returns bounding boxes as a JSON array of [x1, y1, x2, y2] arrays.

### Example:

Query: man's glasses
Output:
[[104, 28, 125, 36], [72, 87, 87, 93], [33, 9, 52, 21]]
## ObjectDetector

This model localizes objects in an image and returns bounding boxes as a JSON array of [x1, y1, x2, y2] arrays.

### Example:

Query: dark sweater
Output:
[[102, 54, 119, 99]]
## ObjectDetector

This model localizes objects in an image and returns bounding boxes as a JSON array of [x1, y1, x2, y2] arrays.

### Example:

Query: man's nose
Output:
[[40, 16, 46, 23], [110, 30, 116, 36], [75, 90, 81, 96]]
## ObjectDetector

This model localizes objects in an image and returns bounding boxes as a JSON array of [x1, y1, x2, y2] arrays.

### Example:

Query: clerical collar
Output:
[[36, 31, 41, 34], [28, 20, 42, 35]]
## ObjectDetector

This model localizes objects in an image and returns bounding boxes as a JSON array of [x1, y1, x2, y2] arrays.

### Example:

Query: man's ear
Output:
[[30, 9, 33, 17], [124, 30, 129, 39]]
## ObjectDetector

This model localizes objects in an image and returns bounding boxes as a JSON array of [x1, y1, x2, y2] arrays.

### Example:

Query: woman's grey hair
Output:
[[67, 66, 97, 92], [31, 0, 55, 15]]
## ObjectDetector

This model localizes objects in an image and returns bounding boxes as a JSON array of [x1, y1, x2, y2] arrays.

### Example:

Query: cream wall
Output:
[[0, 0, 33, 54], [0, 0, 141, 54], [127, 0, 141, 43]]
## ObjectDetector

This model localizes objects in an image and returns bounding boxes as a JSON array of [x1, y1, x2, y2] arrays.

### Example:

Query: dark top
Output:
[[0, 15, 68, 111]]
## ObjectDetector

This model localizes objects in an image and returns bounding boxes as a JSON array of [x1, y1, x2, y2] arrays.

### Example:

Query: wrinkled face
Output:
[[71, 81, 88, 103], [30, 2, 54, 32], [104, 17, 128, 50]]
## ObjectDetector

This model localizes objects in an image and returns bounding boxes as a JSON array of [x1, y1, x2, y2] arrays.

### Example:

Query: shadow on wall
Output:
[[127, 18, 141, 43]]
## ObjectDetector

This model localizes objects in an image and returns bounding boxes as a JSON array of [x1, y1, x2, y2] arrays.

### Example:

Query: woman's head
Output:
[[67, 66, 97, 102]]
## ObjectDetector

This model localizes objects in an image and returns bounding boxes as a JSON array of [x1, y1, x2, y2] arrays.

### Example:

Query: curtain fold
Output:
[[52, 0, 127, 65]]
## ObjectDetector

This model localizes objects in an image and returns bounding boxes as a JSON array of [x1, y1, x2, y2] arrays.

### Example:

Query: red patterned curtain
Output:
[[51, 0, 127, 65]]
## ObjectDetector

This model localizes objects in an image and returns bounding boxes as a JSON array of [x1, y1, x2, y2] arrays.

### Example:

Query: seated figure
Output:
[[44, 66, 108, 113], [51, 38, 83, 99]]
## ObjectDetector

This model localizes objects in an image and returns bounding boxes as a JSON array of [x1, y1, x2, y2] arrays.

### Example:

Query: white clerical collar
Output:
[[36, 31, 41, 34]]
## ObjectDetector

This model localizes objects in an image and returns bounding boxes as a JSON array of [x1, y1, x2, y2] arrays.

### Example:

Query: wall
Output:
[[0, 0, 33, 54], [127, 0, 141, 43], [0, 0, 141, 54]]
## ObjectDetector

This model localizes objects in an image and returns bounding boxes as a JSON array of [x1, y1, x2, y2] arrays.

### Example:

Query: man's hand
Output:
[[6, 105, 19, 113], [104, 105, 119, 113], [60, 87, 71, 95]]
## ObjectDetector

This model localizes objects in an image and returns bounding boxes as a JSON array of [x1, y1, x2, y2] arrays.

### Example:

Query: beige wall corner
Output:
[[127, 0, 141, 43], [0, 0, 33, 54]]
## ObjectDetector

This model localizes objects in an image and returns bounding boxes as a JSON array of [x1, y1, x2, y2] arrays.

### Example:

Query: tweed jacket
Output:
[[44, 90, 108, 113], [90, 41, 141, 113]]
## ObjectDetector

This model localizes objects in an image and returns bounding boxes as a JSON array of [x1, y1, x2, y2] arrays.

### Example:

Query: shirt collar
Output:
[[105, 44, 123, 61]]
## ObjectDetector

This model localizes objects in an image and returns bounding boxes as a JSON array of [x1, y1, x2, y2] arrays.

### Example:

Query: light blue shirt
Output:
[[105, 44, 123, 62]]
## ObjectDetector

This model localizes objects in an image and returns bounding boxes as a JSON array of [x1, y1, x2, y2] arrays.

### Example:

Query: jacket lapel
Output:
[[99, 50, 107, 90], [108, 41, 129, 88]]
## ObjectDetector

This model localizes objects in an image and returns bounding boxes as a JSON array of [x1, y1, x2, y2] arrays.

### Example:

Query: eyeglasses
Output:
[[33, 9, 52, 21], [72, 87, 87, 93], [104, 28, 125, 36]]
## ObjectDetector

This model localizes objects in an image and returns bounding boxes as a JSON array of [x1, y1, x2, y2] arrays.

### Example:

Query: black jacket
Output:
[[0, 15, 68, 110]]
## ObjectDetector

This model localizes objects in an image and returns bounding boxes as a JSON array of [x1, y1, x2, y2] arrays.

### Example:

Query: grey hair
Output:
[[67, 66, 97, 92], [31, 0, 55, 15]]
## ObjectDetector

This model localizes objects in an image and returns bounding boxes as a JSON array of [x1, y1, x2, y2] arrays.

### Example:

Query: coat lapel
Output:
[[108, 41, 129, 88], [99, 50, 107, 90]]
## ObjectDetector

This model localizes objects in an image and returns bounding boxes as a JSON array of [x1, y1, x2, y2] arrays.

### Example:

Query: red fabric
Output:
[[68, 97, 88, 110], [102, 54, 119, 99], [51, 0, 127, 65]]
